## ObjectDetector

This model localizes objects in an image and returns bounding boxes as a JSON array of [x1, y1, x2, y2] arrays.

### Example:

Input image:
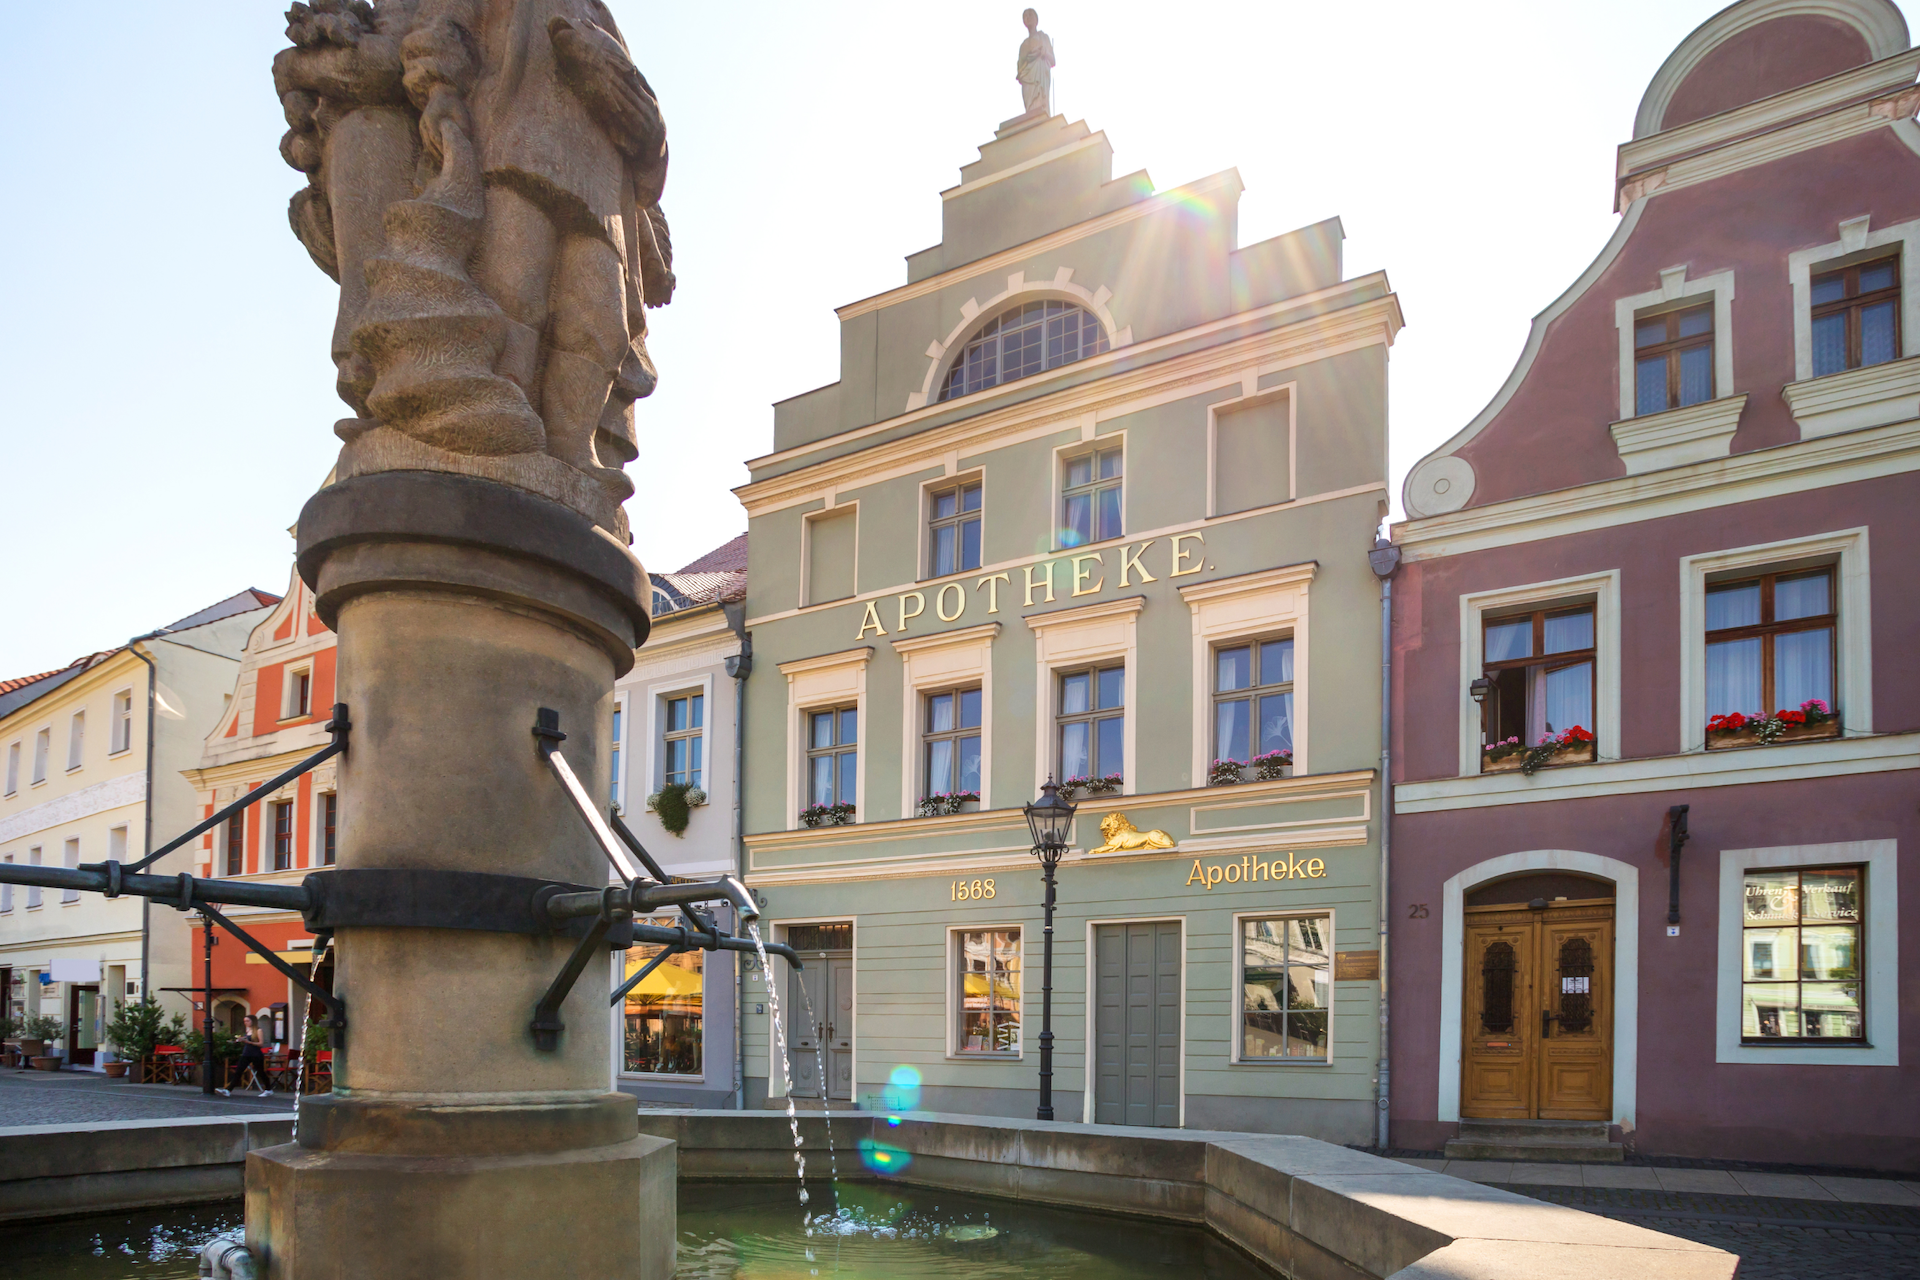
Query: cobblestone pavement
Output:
[[0, 1069, 295, 1127], [1499, 1184, 1920, 1280]]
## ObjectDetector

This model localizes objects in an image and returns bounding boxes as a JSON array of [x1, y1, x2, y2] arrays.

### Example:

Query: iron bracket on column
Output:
[[160, 873, 346, 1048]]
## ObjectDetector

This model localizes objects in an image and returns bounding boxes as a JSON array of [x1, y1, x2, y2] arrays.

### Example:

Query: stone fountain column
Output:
[[252, 3, 680, 1275]]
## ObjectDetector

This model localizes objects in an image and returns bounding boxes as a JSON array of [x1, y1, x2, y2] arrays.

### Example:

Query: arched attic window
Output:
[[939, 299, 1109, 402]]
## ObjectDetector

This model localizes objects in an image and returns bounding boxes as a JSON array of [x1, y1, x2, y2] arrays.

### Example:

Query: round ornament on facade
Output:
[[1406, 455, 1475, 516]]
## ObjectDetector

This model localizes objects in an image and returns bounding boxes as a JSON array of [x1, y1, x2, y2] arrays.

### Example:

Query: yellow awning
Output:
[[624, 963, 702, 1002], [963, 973, 1018, 1000]]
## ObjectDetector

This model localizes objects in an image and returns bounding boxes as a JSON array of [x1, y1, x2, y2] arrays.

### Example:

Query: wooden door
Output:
[[1462, 912, 1535, 1118], [1461, 901, 1612, 1120], [827, 957, 854, 1101], [1539, 909, 1612, 1120], [1093, 921, 1181, 1127]]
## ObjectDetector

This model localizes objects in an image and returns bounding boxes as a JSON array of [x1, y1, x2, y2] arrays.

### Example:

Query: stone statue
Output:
[[273, 0, 674, 539], [1088, 813, 1176, 855], [1015, 8, 1054, 120]]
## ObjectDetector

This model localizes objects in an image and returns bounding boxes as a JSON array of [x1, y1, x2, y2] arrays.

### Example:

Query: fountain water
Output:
[[747, 924, 810, 1208], [793, 979, 843, 1215]]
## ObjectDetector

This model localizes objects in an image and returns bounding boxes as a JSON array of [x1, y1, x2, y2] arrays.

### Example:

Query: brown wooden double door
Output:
[[1462, 900, 1613, 1120]]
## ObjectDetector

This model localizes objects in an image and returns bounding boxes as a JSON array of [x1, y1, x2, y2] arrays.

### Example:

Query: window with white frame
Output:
[[622, 917, 704, 1076], [610, 696, 625, 809], [109, 826, 127, 863], [954, 928, 1021, 1055], [62, 838, 80, 903], [1239, 914, 1332, 1061], [1057, 664, 1123, 785], [111, 691, 133, 754], [284, 667, 312, 720], [4, 742, 17, 795], [939, 300, 1107, 402], [31, 728, 49, 785], [1633, 303, 1715, 415], [1214, 638, 1294, 773], [66, 712, 84, 771], [922, 687, 981, 802], [1741, 864, 1863, 1044], [661, 692, 703, 789], [225, 808, 246, 877], [26, 847, 42, 908], [1456, 572, 1621, 777], [805, 707, 857, 811], [1811, 256, 1900, 377], [272, 801, 295, 871], [927, 479, 982, 577], [1060, 445, 1122, 548]]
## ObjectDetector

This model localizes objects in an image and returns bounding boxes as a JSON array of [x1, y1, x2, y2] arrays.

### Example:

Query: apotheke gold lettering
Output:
[[1185, 852, 1325, 888]]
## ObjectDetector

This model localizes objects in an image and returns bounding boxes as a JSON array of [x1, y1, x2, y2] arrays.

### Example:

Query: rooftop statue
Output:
[[273, 0, 674, 538], [1016, 8, 1054, 120]]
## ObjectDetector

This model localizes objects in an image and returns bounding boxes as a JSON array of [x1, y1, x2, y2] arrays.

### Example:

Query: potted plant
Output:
[[1061, 773, 1123, 799], [1249, 750, 1292, 781], [916, 791, 980, 817], [184, 1023, 243, 1088], [1707, 700, 1839, 750], [1520, 725, 1596, 775], [799, 802, 856, 828], [23, 1013, 63, 1069], [105, 996, 173, 1080], [1479, 736, 1526, 772], [646, 782, 706, 836], [1207, 759, 1244, 786]]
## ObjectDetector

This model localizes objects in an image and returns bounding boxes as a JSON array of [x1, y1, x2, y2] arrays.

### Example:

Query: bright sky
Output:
[[0, 0, 1861, 677]]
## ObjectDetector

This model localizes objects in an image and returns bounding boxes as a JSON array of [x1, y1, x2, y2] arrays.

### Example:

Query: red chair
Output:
[[309, 1050, 333, 1094], [144, 1045, 185, 1084]]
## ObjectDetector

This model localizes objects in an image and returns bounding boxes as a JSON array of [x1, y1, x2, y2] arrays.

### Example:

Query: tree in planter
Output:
[[22, 1013, 64, 1047], [104, 998, 187, 1077], [647, 782, 705, 836]]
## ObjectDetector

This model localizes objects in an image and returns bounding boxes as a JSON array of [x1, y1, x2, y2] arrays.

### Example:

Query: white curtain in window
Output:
[[1774, 629, 1833, 711], [1707, 637, 1762, 716], [1543, 662, 1592, 736]]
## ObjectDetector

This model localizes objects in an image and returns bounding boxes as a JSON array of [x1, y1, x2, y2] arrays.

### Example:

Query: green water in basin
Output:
[[0, 1181, 1272, 1278]]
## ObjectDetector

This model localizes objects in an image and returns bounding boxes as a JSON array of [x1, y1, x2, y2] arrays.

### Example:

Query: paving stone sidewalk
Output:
[[0, 1069, 296, 1127], [1392, 1155, 1920, 1204]]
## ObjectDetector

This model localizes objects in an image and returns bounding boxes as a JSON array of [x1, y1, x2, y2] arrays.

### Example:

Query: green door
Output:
[[1093, 922, 1181, 1127]]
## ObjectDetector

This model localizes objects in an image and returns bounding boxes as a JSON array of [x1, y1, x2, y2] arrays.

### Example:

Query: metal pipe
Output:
[[535, 709, 646, 884], [125, 632, 165, 1001], [201, 918, 216, 1095], [724, 616, 752, 1113], [544, 875, 759, 925], [1368, 538, 1401, 1152], [0, 862, 311, 911]]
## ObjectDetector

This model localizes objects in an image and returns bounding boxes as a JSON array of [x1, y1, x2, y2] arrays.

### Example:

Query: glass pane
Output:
[[690, 695, 703, 729], [1799, 982, 1863, 1038], [665, 738, 687, 784], [1862, 301, 1897, 367], [1285, 1009, 1329, 1058], [960, 518, 981, 572], [1099, 448, 1123, 480], [1743, 871, 1799, 924], [958, 687, 982, 729], [668, 698, 687, 732], [1543, 661, 1592, 735], [1774, 628, 1833, 711], [1706, 582, 1761, 630], [1241, 971, 1288, 1059], [1706, 637, 1762, 717], [1858, 261, 1897, 292], [1485, 618, 1532, 662], [689, 736, 702, 780], [1810, 273, 1847, 305], [1216, 698, 1250, 763], [1096, 486, 1123, 542], [1062, 492, 1091, 547], [1678, 343, 1713, 406], [1061, 672, 1091, 715], [934, 490, 957, 519], [622, 943, 703, 1075], [962, 484, 982, 512], [926, 739, 953, 793], [1216, 646, 1251, 693], [839, 709, 858, 745], [1678, 308, 1712, 339], [1636, 356, 1668, 416], [1060, 721, 1090, 778], [1775, 573, 1830, 620], [1634, 320, 1666, 348], [1743, 926, 1797, 980], [836, 751, 857, 806], [1543, 609, 1593, 654], [810, 756, 834, 806], [928, 692, 954, 734], [1259, 639, 1293, 685], [1800, 925, 1858, 980], [933, 524, 956, 577], [1066, 455, 1092, 488], [611, 706, 622, 741], [957, 735, 981, 793], [1800, 869, 1860, 922], [1811, 312, 1847, 377], [1257, 692, 1294, 756], [1742, 983, 1800, 1038], [810, 711, 834, 749], [1098, 667, 1124, 709], [1096, 715, 1124, 777]]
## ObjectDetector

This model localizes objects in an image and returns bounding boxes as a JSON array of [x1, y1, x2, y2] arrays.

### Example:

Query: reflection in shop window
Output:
[[1240, 915, 1331, 1060], [1742, 866, 1863, 1043], [955, 928, 1020, 1055], [622, 919, 703, 1076]]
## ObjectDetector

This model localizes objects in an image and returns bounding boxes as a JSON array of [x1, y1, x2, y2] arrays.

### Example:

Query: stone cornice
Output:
[[1177, 560, 1318, 605], [775, 647, 873, 678], [737, 291, 1401, 517], [890, 621, 1002, 655]]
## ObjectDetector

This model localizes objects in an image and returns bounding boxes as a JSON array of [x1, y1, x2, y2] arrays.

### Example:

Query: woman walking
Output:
[[217, 1015, 273, 1097]]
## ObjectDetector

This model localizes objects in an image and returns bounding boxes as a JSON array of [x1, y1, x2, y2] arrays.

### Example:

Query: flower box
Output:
[[916, 792, 981, 818], [800, 802, 856, 829], [1482, 740, 1594, 773], [1208, 754, 1293, 786], [1707, 703, 1841, 750], [1059, 774, 1123, 800]]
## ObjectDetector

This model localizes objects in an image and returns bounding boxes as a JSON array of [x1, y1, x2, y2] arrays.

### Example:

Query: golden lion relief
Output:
[[1088, 812, 1177, 855]]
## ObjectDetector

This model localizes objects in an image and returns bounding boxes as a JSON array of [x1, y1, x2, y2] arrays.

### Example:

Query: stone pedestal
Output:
[[247, 470, 667, 1279]]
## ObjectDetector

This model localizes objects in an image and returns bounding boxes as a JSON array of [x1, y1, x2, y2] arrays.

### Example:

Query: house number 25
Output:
[[951, 878, 996, 901]]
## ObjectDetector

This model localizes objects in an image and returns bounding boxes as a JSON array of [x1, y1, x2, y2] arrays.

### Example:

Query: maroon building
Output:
[[1387, 0, 1918, 1171]]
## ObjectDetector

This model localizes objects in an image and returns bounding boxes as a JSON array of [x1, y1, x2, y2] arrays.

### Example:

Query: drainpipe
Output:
[[125, 631, 169, 1004], [1366, 538, 1401, 1152], [723, 601, 753, 1111]]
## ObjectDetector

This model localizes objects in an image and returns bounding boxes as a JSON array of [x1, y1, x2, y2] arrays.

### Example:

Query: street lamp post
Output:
[[1023, 777, 1078, 1122]]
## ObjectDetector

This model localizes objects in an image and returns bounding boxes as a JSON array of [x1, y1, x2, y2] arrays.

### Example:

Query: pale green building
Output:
[[734, 105, 1400, 1142]]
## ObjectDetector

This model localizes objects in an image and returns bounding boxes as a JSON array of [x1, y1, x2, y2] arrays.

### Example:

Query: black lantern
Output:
[[1468, 676, 1495, 704], [1024, 776, 1078, 854], [1022, 777, 1077, 1121]]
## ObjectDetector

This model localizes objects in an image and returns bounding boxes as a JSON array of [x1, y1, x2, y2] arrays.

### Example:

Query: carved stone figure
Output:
[[1089, 813, 1176, 855], [273, 0, 674, 538], [1016, 9, 1055, 120]]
